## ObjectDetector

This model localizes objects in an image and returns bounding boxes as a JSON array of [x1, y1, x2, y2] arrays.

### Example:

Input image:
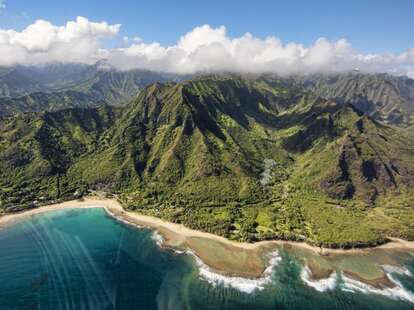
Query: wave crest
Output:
[[300, 266, 338, 292], [189, 250, 281, 293], [341, 265, 414, 304], [151, 231, 164, 247]]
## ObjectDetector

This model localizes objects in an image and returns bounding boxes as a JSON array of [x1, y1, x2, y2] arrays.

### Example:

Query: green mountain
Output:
[[0, 63, 181, 117], [298, 73, 414, 128], [1, 75, 414, 248], [3, 63, 413, 130], [0, 66, 46, 97], [0, 90, 107, 116], [65, 67, 176, 105], [0, 63, 95, 97]]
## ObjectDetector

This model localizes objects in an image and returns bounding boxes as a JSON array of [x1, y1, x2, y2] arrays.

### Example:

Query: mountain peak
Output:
[[1, 74, 414, 246], [94, 59, 115, 71]]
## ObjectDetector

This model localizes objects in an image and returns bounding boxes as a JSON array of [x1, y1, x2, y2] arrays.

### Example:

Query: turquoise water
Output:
[[0, 208, 413, 310]]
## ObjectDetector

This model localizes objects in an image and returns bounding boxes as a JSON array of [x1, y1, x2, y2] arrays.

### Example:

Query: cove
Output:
[[0, 208, 414, 310]]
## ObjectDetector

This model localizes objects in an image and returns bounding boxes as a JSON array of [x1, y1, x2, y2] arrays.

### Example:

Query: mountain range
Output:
[[0, 64, 414, 248], [0, 61, 183, 116], [297, 73, 414, 128]]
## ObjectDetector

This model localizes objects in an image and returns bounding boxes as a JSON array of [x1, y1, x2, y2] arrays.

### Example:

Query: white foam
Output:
[[341, 267, 414, 304], [188, 250, 281, 293], [172, 249, 185, 255], [382, 264, 412, 277], [300, 265, 338, 292], [151, 231, 164, 247]]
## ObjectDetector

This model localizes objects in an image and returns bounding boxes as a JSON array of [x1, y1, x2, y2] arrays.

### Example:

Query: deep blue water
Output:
[[0, 208, 413, 310]]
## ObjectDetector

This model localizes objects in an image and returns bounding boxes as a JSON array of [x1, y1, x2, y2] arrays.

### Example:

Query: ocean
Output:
[[0, 208, 413, 310]]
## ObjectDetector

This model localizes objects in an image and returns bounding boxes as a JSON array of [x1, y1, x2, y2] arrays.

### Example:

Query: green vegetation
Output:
[[1, 74, 414, 248], [298, 72, 414, 127], [0, 63, 177, 116]]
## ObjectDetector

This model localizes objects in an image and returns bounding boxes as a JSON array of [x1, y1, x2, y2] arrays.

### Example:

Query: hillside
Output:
[[0, 90, 108, 116], [2, 63, 413, 129], [0, 66, 46, 97], [0, 63, 179, 117], [1, 76, 414, 248], [298, 73, 414, 128]]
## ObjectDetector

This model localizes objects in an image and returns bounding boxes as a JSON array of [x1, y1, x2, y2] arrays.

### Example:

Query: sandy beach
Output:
[[1, 196, 414, 279], [2, 196, 414, 253], [0, 198, 118, 228]]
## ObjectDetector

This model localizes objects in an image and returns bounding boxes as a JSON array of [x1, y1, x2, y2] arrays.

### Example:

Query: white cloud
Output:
[[107, 25, 414, 77], [0, 18, 414, 77], [0, 16, 119, 65]]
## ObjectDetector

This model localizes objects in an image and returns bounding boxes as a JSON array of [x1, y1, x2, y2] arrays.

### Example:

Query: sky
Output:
[[0, 0, 414, 76]]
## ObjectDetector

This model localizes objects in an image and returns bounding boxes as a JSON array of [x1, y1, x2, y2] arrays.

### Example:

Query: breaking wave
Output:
[[300, 265, 338, 292], [151, 231, 164, 247], [188, 250, 281, 293], [341, 265, 414, 304], [382, 264, 412, 277]]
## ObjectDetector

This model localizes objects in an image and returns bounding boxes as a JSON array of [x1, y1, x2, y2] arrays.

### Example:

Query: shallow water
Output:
[[0, 208, 413, 310]]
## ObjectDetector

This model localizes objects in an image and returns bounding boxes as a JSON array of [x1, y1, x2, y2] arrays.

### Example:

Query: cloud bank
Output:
[[0, 17, 119, 65], [1, 16, 414, 77]]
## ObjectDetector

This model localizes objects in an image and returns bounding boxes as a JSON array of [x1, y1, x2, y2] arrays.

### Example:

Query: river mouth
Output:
[[1, 204, 414, 309]]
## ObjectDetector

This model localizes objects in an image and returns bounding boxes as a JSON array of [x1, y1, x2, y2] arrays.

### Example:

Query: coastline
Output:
[[1, 197, 414, 278], [2, 196, 414, 254]]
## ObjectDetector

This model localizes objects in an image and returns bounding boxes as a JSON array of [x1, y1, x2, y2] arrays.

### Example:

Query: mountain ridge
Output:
[[296, 72, 414, 128], [1, 64, 414, 129], [1, 75, 414, 248], [0, 63, 184, 117]]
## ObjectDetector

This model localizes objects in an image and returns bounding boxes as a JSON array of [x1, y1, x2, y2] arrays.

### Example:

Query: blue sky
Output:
[[0, 0, 413, 76], [1, 0, 413, 54]]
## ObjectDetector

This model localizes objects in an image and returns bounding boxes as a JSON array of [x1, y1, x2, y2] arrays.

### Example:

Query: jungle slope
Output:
[[1, 75, 414, 248], [297, 72, 414, 128], [0, 63, 177, 117]]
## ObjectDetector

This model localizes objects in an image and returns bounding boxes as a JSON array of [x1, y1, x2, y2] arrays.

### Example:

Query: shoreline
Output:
[[1, 197, 414, 277], [2, 197, 414, 255], [2, 198, 414, 303]]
